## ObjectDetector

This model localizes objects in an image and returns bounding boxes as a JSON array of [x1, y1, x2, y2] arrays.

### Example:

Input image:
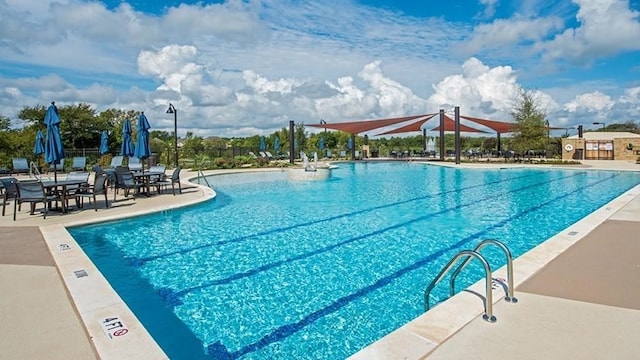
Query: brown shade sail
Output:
[[459, 115, 516, 134], [307, 114, 433, 134], [375, 113, 438, 135], [432, 114, 488, 133]]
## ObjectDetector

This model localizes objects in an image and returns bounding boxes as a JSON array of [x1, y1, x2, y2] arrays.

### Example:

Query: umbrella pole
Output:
[[54, 163, 57, 182]]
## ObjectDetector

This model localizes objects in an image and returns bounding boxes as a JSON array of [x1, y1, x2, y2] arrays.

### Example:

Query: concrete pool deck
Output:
[[1, 162, 639, 359]]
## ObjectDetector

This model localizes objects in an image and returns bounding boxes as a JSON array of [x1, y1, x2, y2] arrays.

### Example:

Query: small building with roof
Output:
[[561, 132, 640, 160]]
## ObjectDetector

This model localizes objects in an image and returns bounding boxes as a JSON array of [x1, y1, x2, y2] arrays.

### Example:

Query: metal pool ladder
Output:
[[424, 239, 518, 323]]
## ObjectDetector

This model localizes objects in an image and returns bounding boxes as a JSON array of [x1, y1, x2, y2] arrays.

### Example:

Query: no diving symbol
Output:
[[113, 329, 128, 337]]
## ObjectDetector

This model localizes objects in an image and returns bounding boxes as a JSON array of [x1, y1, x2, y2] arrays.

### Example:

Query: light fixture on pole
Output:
[[166, 103, 178, 168], [593, 122, 605, 131]]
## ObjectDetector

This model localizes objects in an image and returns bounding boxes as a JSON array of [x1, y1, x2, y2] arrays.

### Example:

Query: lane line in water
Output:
[[205, 173, 619, 359], [133, 171, 547, 266], [170, 172, 586, 298]]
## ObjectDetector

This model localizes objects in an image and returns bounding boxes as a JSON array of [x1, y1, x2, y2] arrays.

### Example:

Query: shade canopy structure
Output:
[[33, 130, 45, 156], [99, 130, 109, 155], [44, 102, 64, 181], [432, 115, 489, 133], [120, 119, 135, 158], [134, 112, 151, 170], [307, 114, 432, 134], [375, 114, 438, 136], [459, 115, 516, 134]]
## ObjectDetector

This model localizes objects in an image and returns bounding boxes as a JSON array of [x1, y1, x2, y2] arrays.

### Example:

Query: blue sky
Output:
[[1, 0, 639, 137]]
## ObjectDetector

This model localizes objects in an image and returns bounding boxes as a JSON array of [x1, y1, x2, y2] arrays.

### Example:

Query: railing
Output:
[[450, 239, 518, 303], [29, 161, 42, 180], [424, 250, 497, 322], [197, 169, 212, 188]]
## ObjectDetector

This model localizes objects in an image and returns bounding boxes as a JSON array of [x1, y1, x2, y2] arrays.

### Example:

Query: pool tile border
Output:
[[42, 224, 168, 360]]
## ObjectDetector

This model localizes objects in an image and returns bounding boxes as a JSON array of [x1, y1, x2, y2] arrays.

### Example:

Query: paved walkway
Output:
[[1, 162, 639, 359]]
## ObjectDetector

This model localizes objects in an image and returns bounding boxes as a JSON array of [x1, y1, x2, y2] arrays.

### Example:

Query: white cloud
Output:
[[479, 0, 499, 17], [459, 17, 564, 55], [428, 58, 526, 118], [564, 91, 614, 112], [0, 0, 639, 137], [538, 0, 640, 63]]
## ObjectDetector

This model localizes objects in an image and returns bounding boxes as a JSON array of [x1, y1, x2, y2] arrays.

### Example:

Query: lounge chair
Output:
[[48, 159, 65, 173], [109, 156, 123, 168], [339, 150, 346, 158], [128, 157, 142, 171], [259, 151, 268, 158], [265, 151, 274, 159], [71, 156, 87, 171], [248, 152, 258, 159], [11, 158, 29, 175]]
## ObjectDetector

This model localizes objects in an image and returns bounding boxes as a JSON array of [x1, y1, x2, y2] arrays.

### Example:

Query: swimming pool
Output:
[[69, 163, 640, 359]]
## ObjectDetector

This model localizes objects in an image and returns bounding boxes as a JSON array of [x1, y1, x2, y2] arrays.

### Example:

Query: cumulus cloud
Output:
[[538, 0, 640, 63], [564, 91, 614, 112], [428, 58, 524, 118], [0, 0, 639, 137]]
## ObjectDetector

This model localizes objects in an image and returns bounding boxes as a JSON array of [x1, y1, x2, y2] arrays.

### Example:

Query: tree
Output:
[[510, 89, 548, 154]]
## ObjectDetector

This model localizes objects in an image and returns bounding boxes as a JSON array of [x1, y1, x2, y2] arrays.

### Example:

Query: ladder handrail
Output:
[[29, 161, 42, 180], [449, 239, 518, 303], [424, 250, 496, 322], [197, 169, 212, 188]]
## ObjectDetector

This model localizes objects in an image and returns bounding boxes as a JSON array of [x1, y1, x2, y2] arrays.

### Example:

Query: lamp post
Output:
[[166, 103, 178, 168], [593, 122, 606, 131]]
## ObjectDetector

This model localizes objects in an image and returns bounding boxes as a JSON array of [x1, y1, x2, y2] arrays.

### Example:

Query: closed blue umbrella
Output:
[[44, 102, 64, 181], [259, 136, 266, 151], [318, 137, 324, 150], [273, 136, 280, 151], [120, 119, 134, 158], [134, 112, 151, 171], [33, 130, 45, 156], [99, 130, 109, 155], [33, 129, 45, 172], [347, 137, 353, 150]]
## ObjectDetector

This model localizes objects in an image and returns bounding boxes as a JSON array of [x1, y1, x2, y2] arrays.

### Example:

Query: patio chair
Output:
[[156, 167, 181, 195], [113, 167, 142, 200], [128, 157, 142, 171], [1, 177, 18, 216], [11, 158, 29, 175], [109, 156, 123, 168], [71, 157, 87, 171], [74, 174, 109, 211], [64, 172, 90, 208], [13, 180, 61, 220]]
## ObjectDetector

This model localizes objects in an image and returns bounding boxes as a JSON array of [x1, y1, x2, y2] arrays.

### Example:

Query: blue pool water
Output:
[[69, 163, 640, 359]]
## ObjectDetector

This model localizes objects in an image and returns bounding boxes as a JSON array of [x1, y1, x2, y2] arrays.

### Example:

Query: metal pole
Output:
[[289, 120, 295, 164], [439, 109, 445, 161], [173, 108, 179, 168], [454, 106, 460, 164]]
